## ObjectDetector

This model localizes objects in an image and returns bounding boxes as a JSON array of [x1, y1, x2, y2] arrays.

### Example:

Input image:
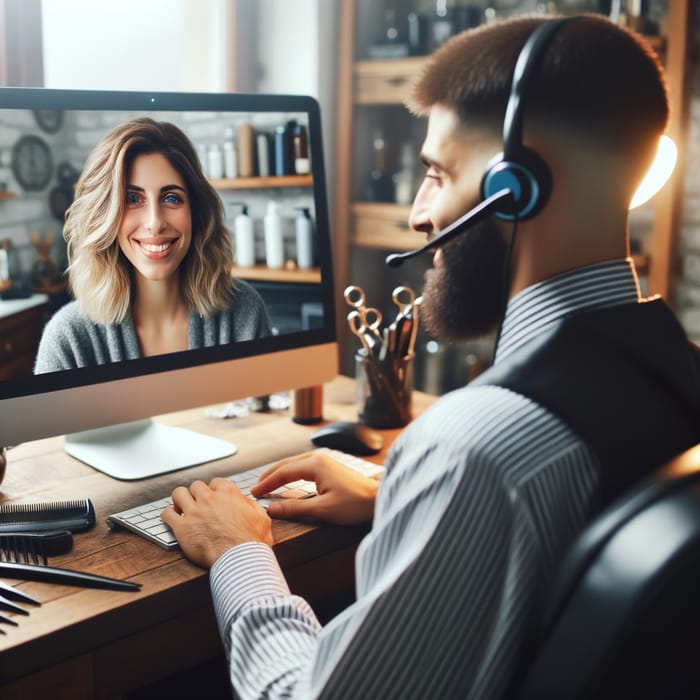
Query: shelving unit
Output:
[[210, 174, 313, 190], [214, 173, 316, 286], [232, 264, 320, 284], [334, 0, 695, 391]]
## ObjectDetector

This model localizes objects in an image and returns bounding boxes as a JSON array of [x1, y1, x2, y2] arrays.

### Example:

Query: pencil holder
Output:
[[355, 349, 413, 429]]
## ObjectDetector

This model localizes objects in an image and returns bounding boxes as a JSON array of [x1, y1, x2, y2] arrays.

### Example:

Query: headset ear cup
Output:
[[480, 147, 552, 221]]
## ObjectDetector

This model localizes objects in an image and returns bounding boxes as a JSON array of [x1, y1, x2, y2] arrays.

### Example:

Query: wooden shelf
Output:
[[232, 264, 321, 284], [0, 191, 16, 200], [351, 201, 424, 250], [354, 57, 427, 104], [210, 174, 313, 189]]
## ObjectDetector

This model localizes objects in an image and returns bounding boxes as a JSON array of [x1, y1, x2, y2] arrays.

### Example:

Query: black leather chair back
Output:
[[517, 444, 700, 699]]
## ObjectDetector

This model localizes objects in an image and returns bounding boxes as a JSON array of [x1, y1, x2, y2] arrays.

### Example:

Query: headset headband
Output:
[[503, 17, 569, 159]]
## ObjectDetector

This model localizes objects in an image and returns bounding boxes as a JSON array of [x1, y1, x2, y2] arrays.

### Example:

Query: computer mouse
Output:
[[310, 421, 383, 456]]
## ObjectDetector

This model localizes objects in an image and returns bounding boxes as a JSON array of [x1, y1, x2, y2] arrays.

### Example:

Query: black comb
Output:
[[0, 530, 73, 565], [0, 499, 95, 533]]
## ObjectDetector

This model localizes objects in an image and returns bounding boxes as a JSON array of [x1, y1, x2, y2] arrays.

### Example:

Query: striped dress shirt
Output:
[[210, 259, 641, 699]]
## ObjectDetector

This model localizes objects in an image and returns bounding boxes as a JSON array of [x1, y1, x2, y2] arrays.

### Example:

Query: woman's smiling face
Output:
[[117, 152, 192, 283]]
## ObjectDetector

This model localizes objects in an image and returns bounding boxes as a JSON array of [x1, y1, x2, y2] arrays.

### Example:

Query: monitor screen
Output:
[[0, 88, 337, 478]]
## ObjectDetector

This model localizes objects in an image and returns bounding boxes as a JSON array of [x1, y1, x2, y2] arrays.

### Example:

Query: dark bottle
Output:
[[293, 123, 310, 175], [408, 12, 429, 56], [365, 130, 394, 203], [274, 120, 296, 176], [368, 7, 409, 59], [455, 5, 483, 32]]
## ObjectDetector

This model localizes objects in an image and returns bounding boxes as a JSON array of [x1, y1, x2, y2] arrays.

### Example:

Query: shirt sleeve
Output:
[[210, 542, 322, 699]]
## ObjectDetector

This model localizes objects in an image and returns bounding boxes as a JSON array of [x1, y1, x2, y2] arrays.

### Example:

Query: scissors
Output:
[[391, 286, 417, 319], [344, 285, 383, 345], [392, 295, 422, 358], [348, 309, 382, 354], [404, 295, 422, 358], [387, 286, 417, 357]]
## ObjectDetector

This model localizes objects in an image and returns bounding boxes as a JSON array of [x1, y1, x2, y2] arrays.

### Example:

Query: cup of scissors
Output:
[[345, 285, 420, 429]]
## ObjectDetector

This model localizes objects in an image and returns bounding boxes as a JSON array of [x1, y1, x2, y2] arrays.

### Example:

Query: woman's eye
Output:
[[126, 191, 141, 205], [163, 192, 182, 205]]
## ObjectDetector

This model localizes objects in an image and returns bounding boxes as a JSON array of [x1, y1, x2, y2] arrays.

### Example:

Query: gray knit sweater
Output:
[[34, 280, 271, 373]]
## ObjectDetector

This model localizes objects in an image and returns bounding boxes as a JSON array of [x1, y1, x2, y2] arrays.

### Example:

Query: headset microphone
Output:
[[385, 189, 513, 268]]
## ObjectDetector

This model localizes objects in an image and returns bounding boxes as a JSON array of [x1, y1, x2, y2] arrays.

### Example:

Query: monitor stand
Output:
[[64, 418, 237, 480]]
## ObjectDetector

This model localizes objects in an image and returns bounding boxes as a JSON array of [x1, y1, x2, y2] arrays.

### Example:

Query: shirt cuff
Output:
[[210, 541, 290, 625]]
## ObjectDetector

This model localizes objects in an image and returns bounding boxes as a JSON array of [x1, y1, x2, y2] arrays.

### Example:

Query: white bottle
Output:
[[223, 128, 238, 179], [207, 144, 224, 179], [264, 201, 284, 269], [295, 207, 314, 269], [234, 203, 255, 267]]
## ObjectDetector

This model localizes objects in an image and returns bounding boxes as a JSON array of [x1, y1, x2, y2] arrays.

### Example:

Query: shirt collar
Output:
[[494, 258, 641, 364]]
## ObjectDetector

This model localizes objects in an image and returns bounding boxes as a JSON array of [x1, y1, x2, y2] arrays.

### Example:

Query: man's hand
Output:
[[162, 478, 273, 569], [252, 451, 379, 525]]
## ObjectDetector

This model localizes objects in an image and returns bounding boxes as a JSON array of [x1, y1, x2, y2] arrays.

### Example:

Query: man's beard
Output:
[[421, 215, 509, 343]]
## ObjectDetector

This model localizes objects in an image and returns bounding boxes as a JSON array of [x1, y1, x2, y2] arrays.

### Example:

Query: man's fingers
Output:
[[252, 458, 321, 497], [188, 480, 211, 497], [210, 476, 239, 493], [160, 504, 180, 526], [266, 496, 319, 521], [258, 451, 317, 481], [170, 484, 196, 510]]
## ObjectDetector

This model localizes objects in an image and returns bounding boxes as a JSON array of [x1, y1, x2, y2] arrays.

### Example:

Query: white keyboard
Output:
[[106, 448, 384, 550]]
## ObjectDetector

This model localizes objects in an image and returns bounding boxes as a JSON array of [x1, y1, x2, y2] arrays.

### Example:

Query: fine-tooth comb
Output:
[[0, 499, 95, 533]]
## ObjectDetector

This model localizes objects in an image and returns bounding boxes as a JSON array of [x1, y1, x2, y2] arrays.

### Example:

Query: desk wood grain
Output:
[[0, 375, 434, 698]]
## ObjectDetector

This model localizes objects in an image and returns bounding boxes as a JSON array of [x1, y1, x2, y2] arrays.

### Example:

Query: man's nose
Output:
[[408, 179, 434, 235]]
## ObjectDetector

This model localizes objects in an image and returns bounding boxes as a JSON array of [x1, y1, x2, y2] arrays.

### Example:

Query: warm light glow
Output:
[[630, 134, 677, 209]]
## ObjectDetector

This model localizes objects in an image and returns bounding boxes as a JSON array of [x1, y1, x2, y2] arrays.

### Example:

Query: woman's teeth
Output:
[[140, 241, 173, 253]]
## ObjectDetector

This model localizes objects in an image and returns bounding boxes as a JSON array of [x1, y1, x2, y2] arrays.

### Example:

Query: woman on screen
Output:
[[35, 118, 271, 373]]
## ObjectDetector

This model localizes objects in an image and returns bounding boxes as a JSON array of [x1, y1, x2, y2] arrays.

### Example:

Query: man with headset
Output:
[[163, 14, 700, 698]]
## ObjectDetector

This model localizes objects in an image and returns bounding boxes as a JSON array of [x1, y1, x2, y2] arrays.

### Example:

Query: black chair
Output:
[[517, 444, 700, 700]]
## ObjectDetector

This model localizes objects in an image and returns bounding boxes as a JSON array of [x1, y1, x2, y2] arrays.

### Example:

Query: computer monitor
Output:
[[0, 87, 337, 479]]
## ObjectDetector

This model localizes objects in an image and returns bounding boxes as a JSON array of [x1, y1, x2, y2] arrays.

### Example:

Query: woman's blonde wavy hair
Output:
[[65, 117, 234, 324]]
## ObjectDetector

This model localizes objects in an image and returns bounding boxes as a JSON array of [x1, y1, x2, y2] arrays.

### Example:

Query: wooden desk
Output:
[[0, 376, 434, 698]]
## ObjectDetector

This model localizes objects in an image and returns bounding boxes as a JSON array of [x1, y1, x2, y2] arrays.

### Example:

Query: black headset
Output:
[[386, 17, 569, 268]]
